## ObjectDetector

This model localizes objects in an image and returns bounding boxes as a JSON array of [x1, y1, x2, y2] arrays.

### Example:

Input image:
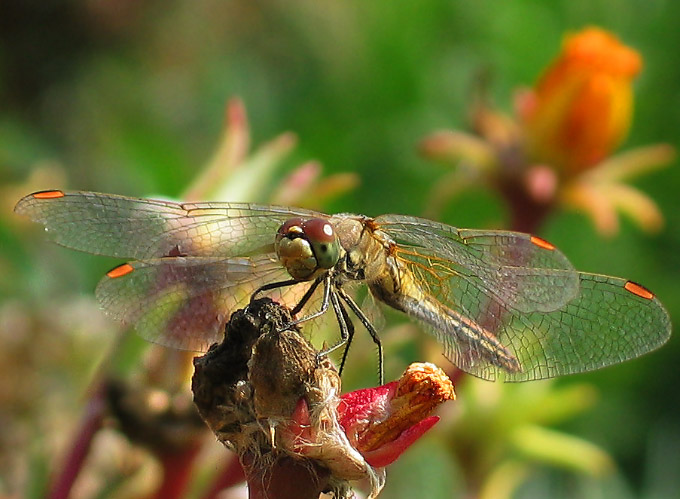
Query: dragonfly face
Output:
[[275, 217, 342, 280], [15, 190, 672, 382]]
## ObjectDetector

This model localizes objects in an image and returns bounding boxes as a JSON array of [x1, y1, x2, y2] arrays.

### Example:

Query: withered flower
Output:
[[193, 298, 455, 498], [283, 362, 454, 472]]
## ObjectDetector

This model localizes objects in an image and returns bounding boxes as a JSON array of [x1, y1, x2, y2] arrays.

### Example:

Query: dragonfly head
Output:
[[275, 217, 341, 280]]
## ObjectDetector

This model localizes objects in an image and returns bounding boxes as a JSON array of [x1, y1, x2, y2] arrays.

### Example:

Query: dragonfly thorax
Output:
[[275, 217, 342, 280]]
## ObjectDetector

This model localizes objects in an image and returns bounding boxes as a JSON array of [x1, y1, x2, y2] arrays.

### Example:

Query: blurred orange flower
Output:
[[521, 27, 642, 174], [420, 27, 674, 236]]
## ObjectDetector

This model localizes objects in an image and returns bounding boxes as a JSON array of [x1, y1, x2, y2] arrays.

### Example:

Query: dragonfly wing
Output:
[[375, 215, 579, 313], [497, 272, 672, 381], [96, 254, 313, 352], [374, 215, 671, 381], [434, 270, 669, 381], [15, 190, 326, 259]]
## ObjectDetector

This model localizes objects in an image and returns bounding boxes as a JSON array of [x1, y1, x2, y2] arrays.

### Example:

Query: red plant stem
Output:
[[498, 178, 552, 234], [241, 452, 330, 499], [152, 442, 203, 499], [48, 386, 107, 499], [200, 452, 246, 499]]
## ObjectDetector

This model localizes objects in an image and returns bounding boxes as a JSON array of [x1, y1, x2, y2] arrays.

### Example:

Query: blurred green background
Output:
[[2, 1, 679, 498]]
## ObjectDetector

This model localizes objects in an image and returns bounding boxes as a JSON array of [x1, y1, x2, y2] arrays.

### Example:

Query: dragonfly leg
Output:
[[250, 277, 325, 325], [282, 274, 331, 328], [332, 293, 355, 378], [338, 288, 384, 385], [251, 278, 300, 301], [291, 277, 323, 316], [317, 290, 355, 375], [249, 278, 301, 321]]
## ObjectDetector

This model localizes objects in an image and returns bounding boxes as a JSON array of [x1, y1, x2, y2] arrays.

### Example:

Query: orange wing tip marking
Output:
[[624, 281, 655, 300], [107, 263, 135, 279], [530, 235, 555, 251], [33, 190, 65, 199]]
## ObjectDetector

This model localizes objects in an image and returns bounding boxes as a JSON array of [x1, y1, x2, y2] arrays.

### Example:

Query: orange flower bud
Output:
[[522, 27, 642, 174]]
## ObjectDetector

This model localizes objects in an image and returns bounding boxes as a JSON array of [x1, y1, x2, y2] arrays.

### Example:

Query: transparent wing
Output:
[[96, 254, 317, 352], [15, 190, 327, 259], [375, 215, 671, 381], [375, 214, 580, 313]]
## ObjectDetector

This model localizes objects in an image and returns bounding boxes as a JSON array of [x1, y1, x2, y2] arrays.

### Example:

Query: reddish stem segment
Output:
[[48, 386, 107, 499], [153, 442, 202, 499]]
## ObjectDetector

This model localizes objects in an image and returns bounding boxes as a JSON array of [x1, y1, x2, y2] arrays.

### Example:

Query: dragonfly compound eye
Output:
[[277, 217, 305, 237], [275, 218, 319, 280], [302, 218, 341, 270]]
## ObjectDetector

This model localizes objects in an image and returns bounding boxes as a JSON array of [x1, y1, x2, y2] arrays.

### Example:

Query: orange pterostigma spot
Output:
[[530, 235, 555, 251], [624, 281, 654, 300], [107, 263, 135, 279], [33, 190, 65, 199]]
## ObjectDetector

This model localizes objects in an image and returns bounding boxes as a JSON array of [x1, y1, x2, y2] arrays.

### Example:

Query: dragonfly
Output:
[[15, 190, 671, 382]]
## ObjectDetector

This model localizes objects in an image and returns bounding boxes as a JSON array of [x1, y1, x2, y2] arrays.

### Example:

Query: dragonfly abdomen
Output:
[[368, 262, 521, 376]]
